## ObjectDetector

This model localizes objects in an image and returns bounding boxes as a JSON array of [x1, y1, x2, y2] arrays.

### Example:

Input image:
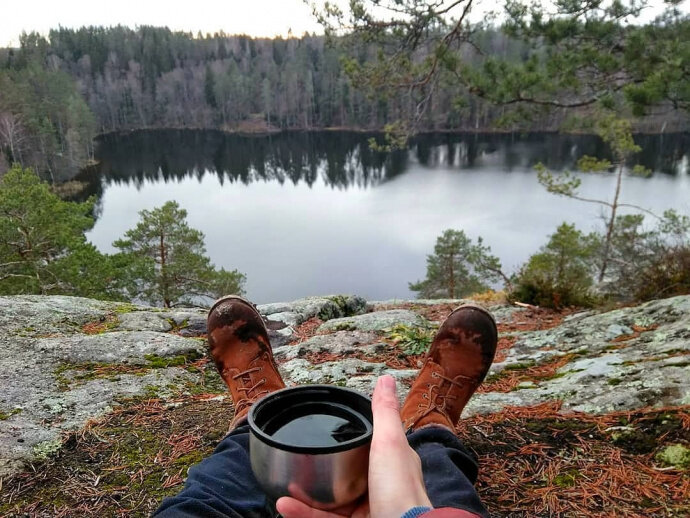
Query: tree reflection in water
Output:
[[71, 129, 689, 207]]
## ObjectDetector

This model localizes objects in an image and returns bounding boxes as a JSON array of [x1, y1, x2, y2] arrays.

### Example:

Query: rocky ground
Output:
[[0, 294, 688, 517]]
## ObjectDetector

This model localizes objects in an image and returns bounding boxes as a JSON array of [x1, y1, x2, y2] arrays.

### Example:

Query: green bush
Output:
[[633, 245, 690, 301], [510, 223, 599, 308], [604, 210, 690, 302]]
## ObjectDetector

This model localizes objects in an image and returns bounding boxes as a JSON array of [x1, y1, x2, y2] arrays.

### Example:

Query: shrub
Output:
[[634, 246, 690, 301], [510, 223, 599, 308], [604, 210, 690, 302]]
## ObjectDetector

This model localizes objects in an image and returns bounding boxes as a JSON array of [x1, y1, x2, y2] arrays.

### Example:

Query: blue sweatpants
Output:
[[154, 424, 488, 517]]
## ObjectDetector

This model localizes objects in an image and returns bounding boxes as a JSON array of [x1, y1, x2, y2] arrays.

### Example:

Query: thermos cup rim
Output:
[[248, 384, 373, 455]]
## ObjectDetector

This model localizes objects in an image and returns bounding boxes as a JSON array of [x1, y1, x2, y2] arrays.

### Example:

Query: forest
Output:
[[2, 0, 688, 179], [0, 0, 689, 307], [0, 26, 531, 179]]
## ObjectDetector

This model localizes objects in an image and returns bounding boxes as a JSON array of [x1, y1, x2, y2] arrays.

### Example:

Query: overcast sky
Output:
[[0, 0, 682, 47], [0, 0, 327, 47]]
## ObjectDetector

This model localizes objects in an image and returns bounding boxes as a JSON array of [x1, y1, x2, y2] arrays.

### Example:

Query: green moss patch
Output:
[[318, 295, 348, 321], [317, 295, 365, 321], [0, 407, 22, 420], [144, 351, 202, 368], [503, 360, 538, 371], [54, 351, 205, 390], [552, 469, 581, 488], [331, 322, 357, 332], [656, 444, 690, 469], [113, 303, 140, 314], [609, 413, 684, 455]]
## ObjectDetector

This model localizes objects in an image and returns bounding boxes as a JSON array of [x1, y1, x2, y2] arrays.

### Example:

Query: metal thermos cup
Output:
[[248, 385, 373, 510]]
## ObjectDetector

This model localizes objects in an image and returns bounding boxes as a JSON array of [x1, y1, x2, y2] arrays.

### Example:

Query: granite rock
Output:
[[318, 310, 428, 332]]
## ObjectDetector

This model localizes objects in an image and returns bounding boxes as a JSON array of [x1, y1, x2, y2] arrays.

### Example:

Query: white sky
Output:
[[0, 0, 683, 48], [0, 0, 326, 47]]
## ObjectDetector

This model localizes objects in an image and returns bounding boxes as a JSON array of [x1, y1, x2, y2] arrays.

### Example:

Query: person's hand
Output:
[[276, 375, 432, 518]]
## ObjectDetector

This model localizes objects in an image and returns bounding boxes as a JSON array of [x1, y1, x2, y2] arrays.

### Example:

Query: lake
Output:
[[80, 130, 690, 304]]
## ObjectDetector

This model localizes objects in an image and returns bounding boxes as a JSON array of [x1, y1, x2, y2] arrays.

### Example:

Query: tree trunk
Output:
[[599, 163, 624, 282], [159, 232, 170, 308], [448, 256, 455, 298]]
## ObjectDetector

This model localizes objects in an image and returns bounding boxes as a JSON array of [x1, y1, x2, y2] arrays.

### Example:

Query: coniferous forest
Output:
[[4, 17, 687, 180], [0, 27, 530, 178], [0, 1, 689, 307]]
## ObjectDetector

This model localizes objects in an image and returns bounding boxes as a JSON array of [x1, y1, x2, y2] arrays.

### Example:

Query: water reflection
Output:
[[79, 130, 690, 304], [411, 132, 690, 175], [89, 131, 407, 192], [81, 130, 690, 201]]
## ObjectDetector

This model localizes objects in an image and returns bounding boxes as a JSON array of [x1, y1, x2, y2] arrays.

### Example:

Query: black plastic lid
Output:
[[248, 385, 373, 454]]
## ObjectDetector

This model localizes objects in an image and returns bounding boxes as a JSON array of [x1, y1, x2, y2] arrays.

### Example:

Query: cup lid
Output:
[[248, 385, 373, 454]]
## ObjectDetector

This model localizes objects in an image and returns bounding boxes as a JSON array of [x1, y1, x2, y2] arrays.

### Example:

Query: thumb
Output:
[[371, 375, 405, 444], [276, 497, 344, 518]]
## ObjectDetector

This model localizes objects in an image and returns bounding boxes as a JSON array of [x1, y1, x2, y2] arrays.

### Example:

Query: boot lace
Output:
[[232, 365, 268, 413], [415, 371, 475, 420]]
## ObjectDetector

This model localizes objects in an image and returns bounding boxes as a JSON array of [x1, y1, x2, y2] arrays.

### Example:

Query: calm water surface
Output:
[[81, 131, 690, 303]]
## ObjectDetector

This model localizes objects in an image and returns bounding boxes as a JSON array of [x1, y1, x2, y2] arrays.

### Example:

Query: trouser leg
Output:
[[153, 423, 272, 518], [407, 426, 489, 518]]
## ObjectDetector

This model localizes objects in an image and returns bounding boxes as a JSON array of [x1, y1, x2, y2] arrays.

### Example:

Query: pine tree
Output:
[[0, 165, 119, 298], [409, 229, 504, 299], [113, 201, 245, 307], [204, 65, 217, 109], [511, 223, 599, 308]]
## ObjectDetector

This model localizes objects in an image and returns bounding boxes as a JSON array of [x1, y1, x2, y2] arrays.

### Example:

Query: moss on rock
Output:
[[656, 444, 690, 469]]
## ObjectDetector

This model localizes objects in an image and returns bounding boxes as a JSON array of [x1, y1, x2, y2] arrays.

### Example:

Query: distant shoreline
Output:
[[95, 126, 690, 140]]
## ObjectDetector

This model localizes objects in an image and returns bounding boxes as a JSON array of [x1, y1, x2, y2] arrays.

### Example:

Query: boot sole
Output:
[[449, 303, 497, 329], [208, 294, 269, 335], [430, 303, 498, 370]]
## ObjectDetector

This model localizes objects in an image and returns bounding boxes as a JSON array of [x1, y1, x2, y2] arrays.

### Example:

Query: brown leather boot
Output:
[[400, 304, 497, 432], [207, 295, 286, 429]]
